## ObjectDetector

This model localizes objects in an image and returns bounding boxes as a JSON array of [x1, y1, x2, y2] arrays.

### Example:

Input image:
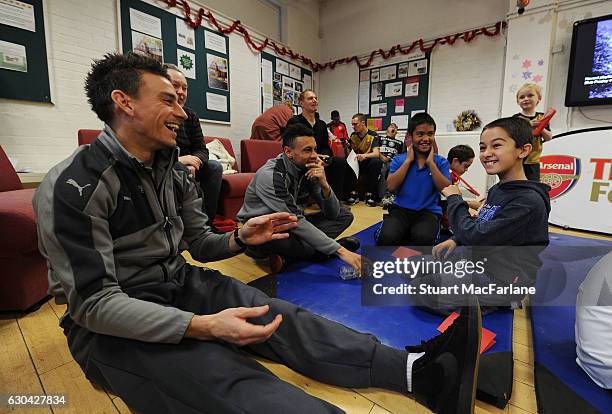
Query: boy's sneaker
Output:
[[408, 296, 482, 414], [346, 191, 359, 205], [381, 195, 395, 210], [365, 193, 377, 207]]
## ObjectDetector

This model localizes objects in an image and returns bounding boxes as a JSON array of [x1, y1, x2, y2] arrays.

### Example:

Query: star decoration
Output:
[[179, 54, 193, 70], [522, 59, 532, 69], [522, 71, 532, 79], [537, 59, 544, 66], [532, 74, 543, 83]]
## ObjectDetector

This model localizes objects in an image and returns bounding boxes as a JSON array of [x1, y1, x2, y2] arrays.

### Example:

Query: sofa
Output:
[[0, 145, 49, 311], [240, 139, 283, 173]]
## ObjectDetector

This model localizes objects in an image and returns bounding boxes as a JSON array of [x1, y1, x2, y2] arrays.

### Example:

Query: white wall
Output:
[[547, 0, 612, 131], [319, 0, 508, 61], [317, 0, 508, 131], [0, 0, 319, 172], [319, 0, 612, 136]]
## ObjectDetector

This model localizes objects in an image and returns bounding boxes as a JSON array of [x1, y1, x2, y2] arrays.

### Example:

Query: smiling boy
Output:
[[427, 117, 551, 313], [376, 113, 451, 246]]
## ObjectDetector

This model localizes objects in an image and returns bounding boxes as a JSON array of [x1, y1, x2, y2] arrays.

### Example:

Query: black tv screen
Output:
[[565, 13, 612, 107]]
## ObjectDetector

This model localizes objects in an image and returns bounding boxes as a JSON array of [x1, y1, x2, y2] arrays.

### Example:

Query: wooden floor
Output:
[[1, 203, 609, 414]]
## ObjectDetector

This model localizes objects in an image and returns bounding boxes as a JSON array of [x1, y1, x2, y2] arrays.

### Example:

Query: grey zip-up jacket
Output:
[[237, 154, 341, 255], [33, 126, 234, 344]]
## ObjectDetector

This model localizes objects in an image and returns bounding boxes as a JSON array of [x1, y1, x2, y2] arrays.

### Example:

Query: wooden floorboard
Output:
[[6, 203, 610, 413]]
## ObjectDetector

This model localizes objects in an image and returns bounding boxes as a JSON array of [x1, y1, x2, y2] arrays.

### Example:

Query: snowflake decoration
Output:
[[522, 59, 532, 69], [179, 54, 193, 70], [532, 74, 543, 83], [510, 84, 518, 93], [522, 71, 532, 80]]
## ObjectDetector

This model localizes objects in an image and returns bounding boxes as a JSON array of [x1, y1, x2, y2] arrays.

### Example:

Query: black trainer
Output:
[[337, 236, 360, 252], [346, 191, 359, 205], [408, 296, 482, 414]]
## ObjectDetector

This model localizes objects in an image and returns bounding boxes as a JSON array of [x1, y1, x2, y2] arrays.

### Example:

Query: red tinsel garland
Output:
[[163, 0, 506, 72]]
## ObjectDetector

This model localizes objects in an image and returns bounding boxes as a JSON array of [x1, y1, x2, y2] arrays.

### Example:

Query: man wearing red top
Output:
[[327, 110, 349, 140], [251, 101, 294, 141]]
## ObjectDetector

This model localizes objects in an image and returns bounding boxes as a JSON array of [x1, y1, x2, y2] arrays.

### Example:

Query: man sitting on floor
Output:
[[34, 52, 483, 414], [238, 123, 361, 273]]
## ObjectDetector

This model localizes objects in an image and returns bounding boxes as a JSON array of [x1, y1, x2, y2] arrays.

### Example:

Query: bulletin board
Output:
[[119, 0, 230, 123], [260, 51, 313, 115], [0, 0, 51, 102], [357, 53, 430, 131]]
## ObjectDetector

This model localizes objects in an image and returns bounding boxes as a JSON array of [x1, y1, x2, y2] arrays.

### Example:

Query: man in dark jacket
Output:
[[164, 64, 222, 227], [33, 52, 483, 414]]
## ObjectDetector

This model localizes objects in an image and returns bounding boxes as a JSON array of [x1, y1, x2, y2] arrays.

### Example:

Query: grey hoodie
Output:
[[33, 125, 234, 344], [237, 154, 342, 255]]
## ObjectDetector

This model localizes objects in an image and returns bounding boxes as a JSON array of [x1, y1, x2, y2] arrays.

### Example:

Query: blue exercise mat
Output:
[[530, 233, 612, 414], [249, 224, 514, 407]]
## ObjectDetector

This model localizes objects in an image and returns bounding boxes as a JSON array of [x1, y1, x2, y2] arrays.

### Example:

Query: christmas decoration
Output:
[[163, 0, 505, 72], [454, 110, 481, 132]]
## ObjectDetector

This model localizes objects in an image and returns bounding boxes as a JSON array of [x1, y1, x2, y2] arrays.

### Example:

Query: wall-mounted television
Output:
[[565, 13, 612, 107]]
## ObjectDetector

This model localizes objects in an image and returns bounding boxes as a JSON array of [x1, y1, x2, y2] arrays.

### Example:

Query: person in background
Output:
[[513, 83, 553, 182], [346, 113, 383, 206], [374, 122, 405, 209], [287, 90, 348, 200], [327, 110, 349, 141], [164, 63, 223, 228], [251, 100, 295, 141], [447, 144, 482, 211]]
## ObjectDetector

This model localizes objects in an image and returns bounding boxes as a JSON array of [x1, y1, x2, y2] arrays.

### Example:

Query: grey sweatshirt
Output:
[[237, 154, 341, 255], [33, 126, 234, 344]]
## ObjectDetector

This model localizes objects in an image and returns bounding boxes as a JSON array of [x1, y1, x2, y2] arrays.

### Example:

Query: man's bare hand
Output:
[[336, 247, 361, 276], [305, 158, 329, 190], [432, 238, 457, 260], [186, 305, 282, 346], [442, 184, 462, 197], [179, 155, 202, 171], [406, 145, 415, 163], [239, 212, 298, 246]]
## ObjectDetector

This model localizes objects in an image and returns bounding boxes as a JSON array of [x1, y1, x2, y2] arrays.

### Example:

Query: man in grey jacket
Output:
[[238, 123, 361, 273], [33, 52, 482, 414]]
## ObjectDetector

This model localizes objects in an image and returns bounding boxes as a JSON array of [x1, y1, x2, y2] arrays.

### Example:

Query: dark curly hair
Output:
[[84, 52, 169, 124], [282, 123, 314, 148]]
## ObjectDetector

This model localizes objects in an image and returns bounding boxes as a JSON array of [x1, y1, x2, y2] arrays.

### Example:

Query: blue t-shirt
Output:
[[389, 153, 451, 215]]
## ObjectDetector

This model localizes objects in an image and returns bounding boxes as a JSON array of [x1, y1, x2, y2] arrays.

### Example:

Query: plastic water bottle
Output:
[[339, 265, 359, 280]]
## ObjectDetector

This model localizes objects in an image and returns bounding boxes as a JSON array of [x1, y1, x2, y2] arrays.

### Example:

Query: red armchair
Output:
[[78, 129, 101, 145], [0, 145, 49, 311], [204, 137, 254, 220], [240, 139, 283, 173]]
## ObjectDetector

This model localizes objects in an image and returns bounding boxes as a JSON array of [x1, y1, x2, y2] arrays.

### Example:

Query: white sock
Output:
[[406, 352, 425, 393]]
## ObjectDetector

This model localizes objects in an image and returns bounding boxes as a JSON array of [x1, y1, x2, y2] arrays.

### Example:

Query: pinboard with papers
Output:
[[119, 0, 231, 123]]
